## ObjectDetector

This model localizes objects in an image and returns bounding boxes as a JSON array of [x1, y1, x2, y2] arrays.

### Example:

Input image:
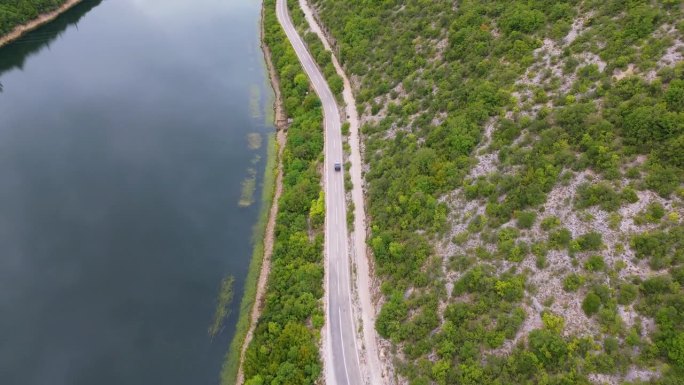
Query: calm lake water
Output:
[[0, 0, 272, 384]]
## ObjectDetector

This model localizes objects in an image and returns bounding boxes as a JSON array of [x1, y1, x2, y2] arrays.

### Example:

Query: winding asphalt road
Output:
[[275, 1, 363, 384]]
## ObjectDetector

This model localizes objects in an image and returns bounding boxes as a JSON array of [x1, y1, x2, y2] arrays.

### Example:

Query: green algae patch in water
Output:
[[209, 276, 236, 340], [247, 132, 263, 150], [238, 167, 258, 207], [249, 84, 261, 119]]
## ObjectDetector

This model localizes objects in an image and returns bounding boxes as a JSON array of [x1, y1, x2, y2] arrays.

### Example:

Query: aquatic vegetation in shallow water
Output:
[[209, 275, 235, 339], [239, 167, 257, 207], [247, 132, 263, 150]]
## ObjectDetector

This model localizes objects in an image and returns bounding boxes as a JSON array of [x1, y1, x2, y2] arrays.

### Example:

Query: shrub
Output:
[[329, 74, 344, 95], [592, 284, 612, 303], [641, 275, 672, 295], [624, 5, 658, 39], [536, 254, 547, 269], [646, 162, 681, 197], [516, 211, 537, 229], [660, 134, 684, 168], [540, 216, 561, 231], [376, 294, 408, 341], [630, 227, 683, 270], [635, 202, 666, 224], [577, 232, 603, 251], [622, 104, 678, 152], [575, 182, 622, 211], [621, 187, 639, 204], [500, 5, 545, 34], [549, 228, 572, 249], [584, 255, 606, 272], [528, 329, 568, 367], [468, 214, 486, 233], [667, 332, 684, 369], [563, 274, 585, 292], [665, 79, 684, 112], [617, 283, 638, 305], [506, 242, 529, 262], [582, 292, 602, 316], [542, 312, 565, 333], [645, 202, 665, 221]]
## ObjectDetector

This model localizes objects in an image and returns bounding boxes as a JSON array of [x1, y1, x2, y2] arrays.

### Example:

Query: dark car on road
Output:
[[334, 162, 341, 171]]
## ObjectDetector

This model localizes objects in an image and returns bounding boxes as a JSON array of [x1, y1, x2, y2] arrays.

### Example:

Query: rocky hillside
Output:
[[309, 0, 684, 384]]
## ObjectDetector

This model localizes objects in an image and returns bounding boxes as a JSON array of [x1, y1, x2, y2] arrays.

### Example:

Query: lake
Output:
[[0, 0, 272, 383]]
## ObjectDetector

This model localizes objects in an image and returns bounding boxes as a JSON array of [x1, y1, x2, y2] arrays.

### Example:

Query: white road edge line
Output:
[[339, 307, 351, 385]]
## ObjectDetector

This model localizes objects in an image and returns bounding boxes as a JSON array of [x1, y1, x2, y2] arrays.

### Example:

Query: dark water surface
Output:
[[0, 0, 272, 383]]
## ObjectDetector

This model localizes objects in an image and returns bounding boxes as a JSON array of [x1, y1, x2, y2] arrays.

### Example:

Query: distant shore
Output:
[[0, 0, 84, 48]]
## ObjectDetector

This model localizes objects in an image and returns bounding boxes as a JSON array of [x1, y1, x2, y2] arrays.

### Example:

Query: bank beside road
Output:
[[0, 0, 84, 48], [275, 0, 364, 384], [238, 0, 327, 384], [227, 3, 287, 381]]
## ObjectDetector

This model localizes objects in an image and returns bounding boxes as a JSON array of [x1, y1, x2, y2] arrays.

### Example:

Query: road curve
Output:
[[275, 1, 363, 385]]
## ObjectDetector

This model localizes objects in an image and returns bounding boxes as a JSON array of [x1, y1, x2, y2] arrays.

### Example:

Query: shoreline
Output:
[[222, 1, 288, 384], [223, 0, 326, 382], [0, 0, 84, 48], [261, 6, 288, 130]]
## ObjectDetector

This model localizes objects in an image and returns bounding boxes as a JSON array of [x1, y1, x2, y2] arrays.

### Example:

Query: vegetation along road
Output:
[[275, 0, 363, 384]]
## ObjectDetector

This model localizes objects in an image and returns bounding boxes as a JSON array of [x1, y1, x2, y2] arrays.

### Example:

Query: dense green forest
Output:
[[240, 0, 325, 384], [310, 0, 684, 384], [0, 0, 69, 35]]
